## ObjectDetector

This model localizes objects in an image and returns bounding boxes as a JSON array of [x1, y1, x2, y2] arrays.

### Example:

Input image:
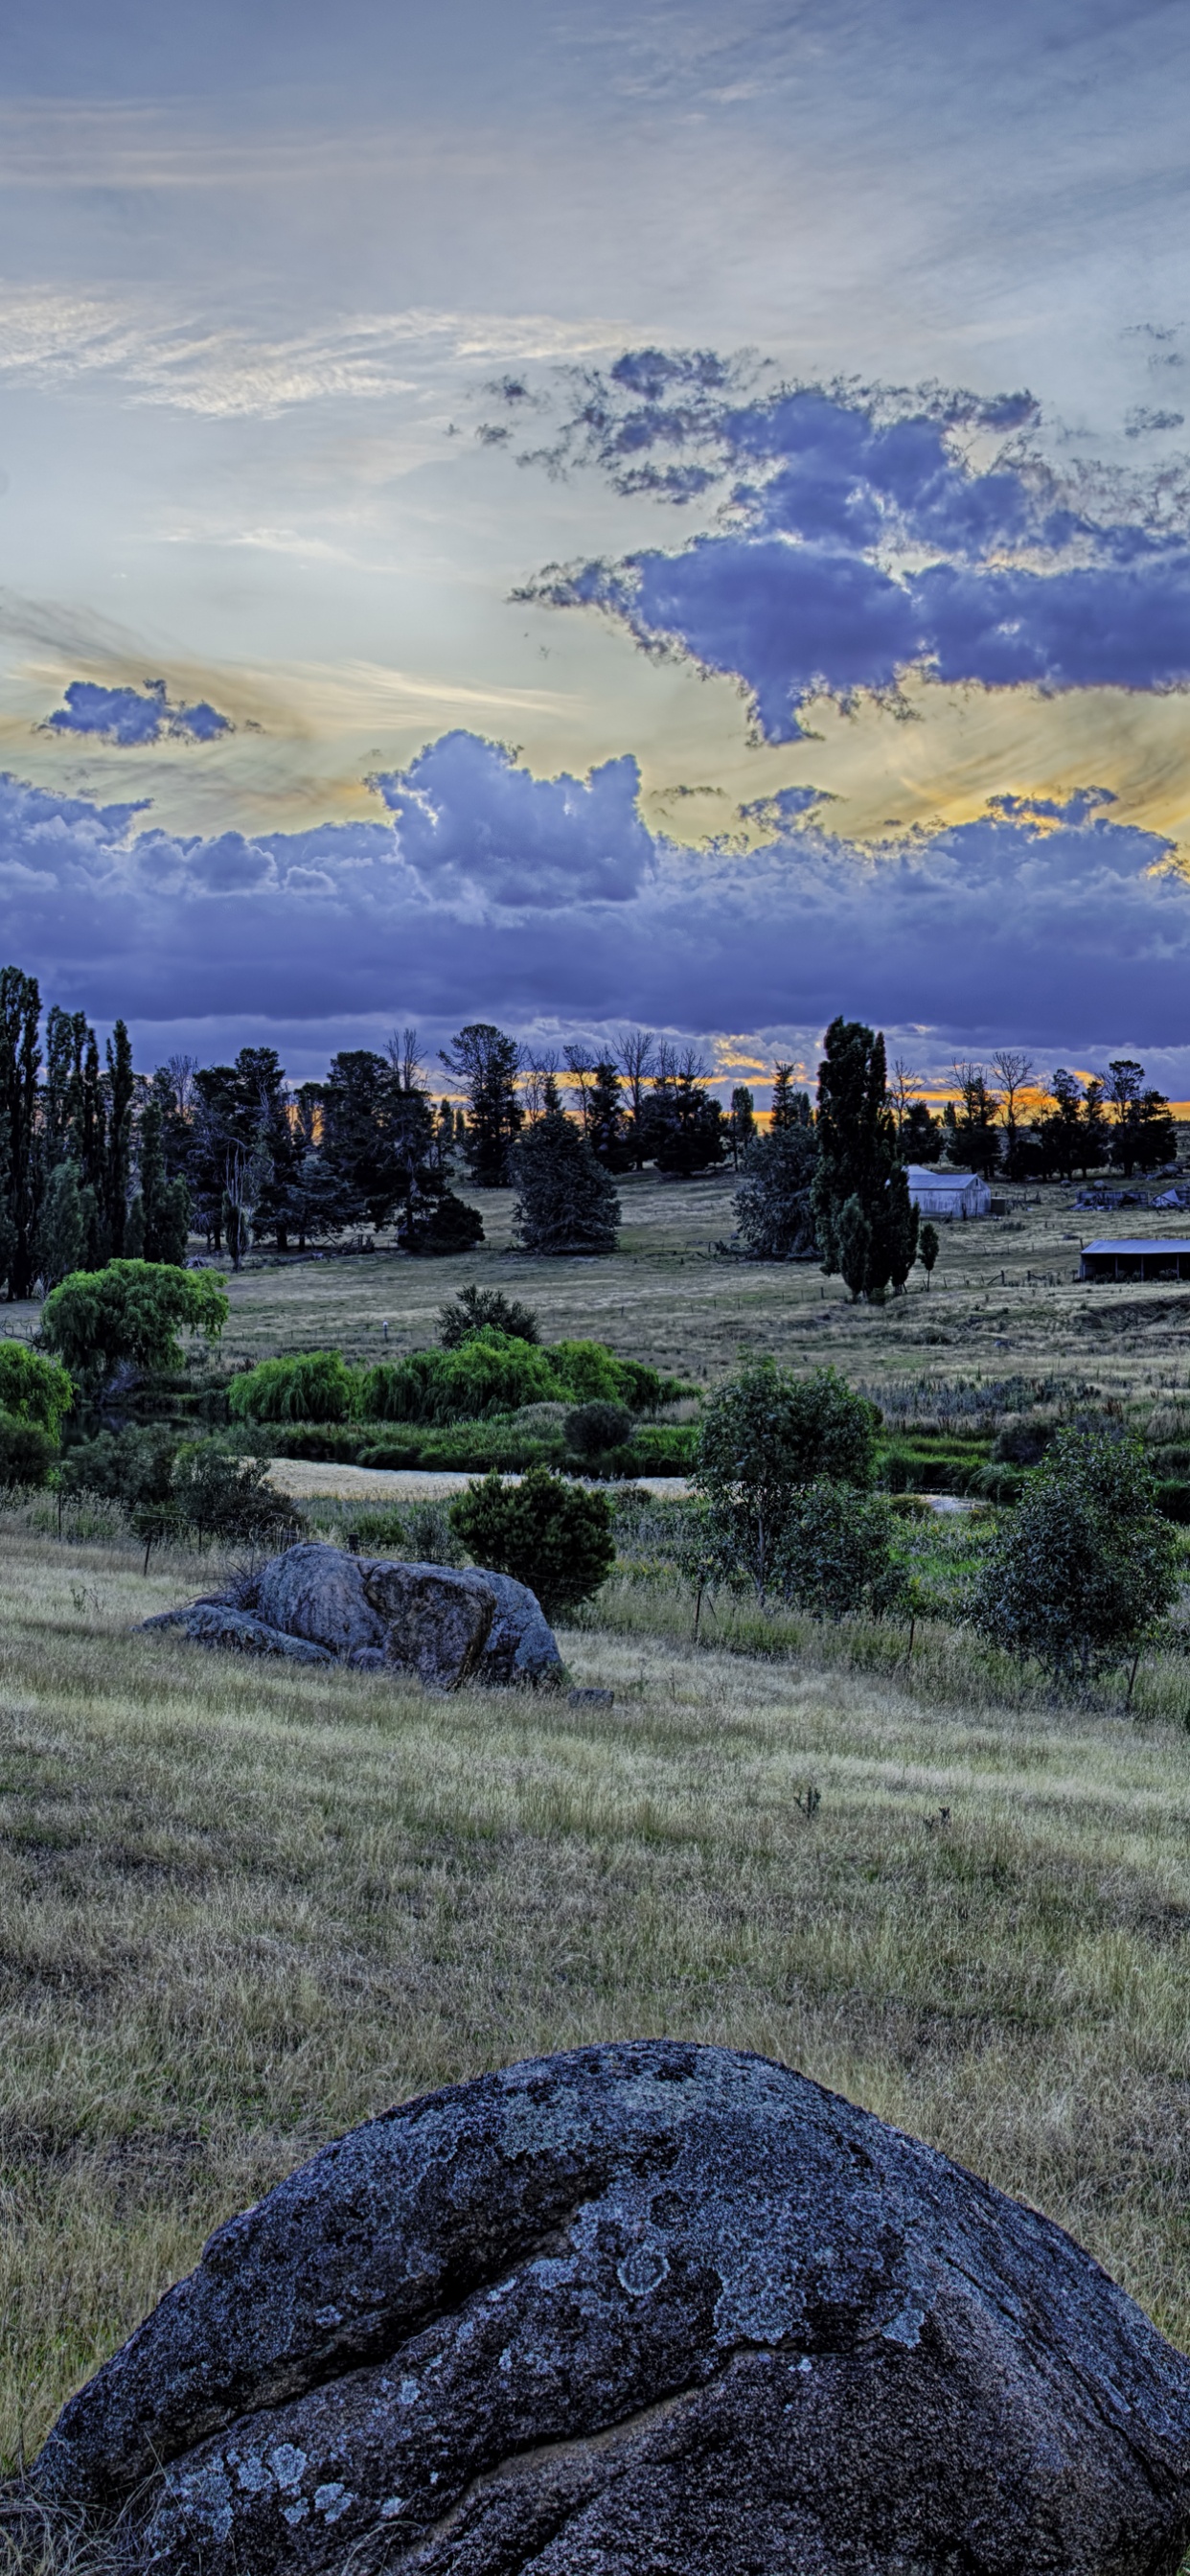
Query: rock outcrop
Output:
[[33, 2041, 1190, 2573], [142, 1542, 561, 1690]]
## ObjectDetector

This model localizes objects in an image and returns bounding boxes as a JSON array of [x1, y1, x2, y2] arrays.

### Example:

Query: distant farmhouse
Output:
[[905, 1165, 993, 1222]]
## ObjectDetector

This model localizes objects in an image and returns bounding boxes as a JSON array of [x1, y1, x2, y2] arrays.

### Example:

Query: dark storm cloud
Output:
[[515, 360, 1190, 739], [1, 738, 1188, 1068]]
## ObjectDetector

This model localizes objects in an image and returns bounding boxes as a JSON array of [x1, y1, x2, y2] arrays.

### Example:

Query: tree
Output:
[[0, 1344, 74, 1439], [902, 1100, 943, 1163], [564, 1398, 633, 1461], [991, 1049, 1034, 1180], [439, 1284, 540, 1346], [412, 1191, 485, 1254], [0, 967, 42, 1297], [811, 1018, 900, 1300], [440, 1024, 524, 1185], [769, 1067, 812, 1133], [1131, 1088, 1177, 1175], [887, 1058, 920, 1152], [41, 1260, 228, 1392], [510, 1108, 621, 1254], [1106, 1058, 1144, 1172], [1041, 1070, 1087, 1183], [693, 1359, 876, 1600], [130, 1100, 192, 1265], [950, 1061, 1001, 1180], [448, 1465, 614, 1622], [728, 1085, 756, 1168], [103, 1019, 135, 1257], [166, 1445, 298, 1552], [875, 1160, 919, 1295], [613, 1028, 655, 1168], [34, 1162, 87, 1291], [585, 1062, 631, 1170], [732, 1124, 817, 1260], [918, 1221, 940, 1287], [967, 1426, 1179, 1696], [317, 1049, 434, 1236], [775, 1484, 905, 1621], [645, 1046, 726, 1175]]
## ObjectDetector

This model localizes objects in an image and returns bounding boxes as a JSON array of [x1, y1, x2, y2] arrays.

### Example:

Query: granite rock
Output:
[[33, 2041, 1190, 2574]]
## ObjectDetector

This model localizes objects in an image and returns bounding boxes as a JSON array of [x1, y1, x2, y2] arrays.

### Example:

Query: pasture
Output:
[[6, 1164, 1190, 2541]]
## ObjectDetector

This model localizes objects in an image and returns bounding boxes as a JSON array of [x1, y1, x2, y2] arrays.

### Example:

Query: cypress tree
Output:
[[510, 1107, 621, 1254], [812, 1016, 913, 1301], [0, 967, 42, 1298]]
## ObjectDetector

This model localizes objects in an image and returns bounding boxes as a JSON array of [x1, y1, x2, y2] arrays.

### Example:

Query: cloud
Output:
[[514, 359, 1190, 739], [42, 678, 232, 747], [2, 733, 1190, 1080], [369, 729, 652, 907]]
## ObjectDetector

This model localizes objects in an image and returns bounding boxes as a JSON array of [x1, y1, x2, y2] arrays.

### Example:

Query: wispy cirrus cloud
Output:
[[0, 287, 629, 419]]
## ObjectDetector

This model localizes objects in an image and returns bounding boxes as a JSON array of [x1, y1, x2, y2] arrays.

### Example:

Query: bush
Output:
[[564, 1399, 634, 1460], [607, 1422, 698, 1477], [0, 1414, 57, 1488], [166, 1445, 300, 1550], [439, 1285, 539, 1346], [774, 1484, 906, 1621], [403, 1500, 468, 1566], [413, 1191, 485, 1255], [259, 1423, 372, 1463], [41, 1261, 228, 1392], [59, 1425, 180, 1513], [0, 1344, 74, 1440], [966, 1426, 1180, 1691], [449, 1466, 615, 1620], [228, 1350, 362, 1425], [363, 1330, 561, 1426], [694, 1360, 878, 1598], [344, 1506, 408, 1553]]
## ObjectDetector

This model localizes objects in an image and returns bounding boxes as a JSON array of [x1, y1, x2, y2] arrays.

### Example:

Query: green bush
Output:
[[449, 1466, 615, 1620], [356, 1430, 427, 1469], [59, 1425, 180, 1512], [694, 1359, 877, 1598], [41, 1261, 228, 1392], [439, 1285, 539, 1346], [0, 1344, 74, 1440], [344, 1506, 408, 1553], [228, 1350, 362, 1425], [257, 1423, 371, 1463], [618, 1423, 698, 1476], [166, 1445, 300, 1550], [564, 1399, 634, 1460], [967, 1426, 1179, 1691], [1156, 1477, 1190, 1523], [0, 1414, 57, 1488], [363, 1330, 561, 1426], [774, 1484, 906, 1621]]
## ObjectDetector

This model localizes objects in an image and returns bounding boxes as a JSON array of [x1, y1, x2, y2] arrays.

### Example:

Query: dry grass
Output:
[[2, 1523, 1190, 2496]]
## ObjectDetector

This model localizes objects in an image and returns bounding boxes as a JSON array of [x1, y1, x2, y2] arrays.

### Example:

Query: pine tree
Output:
[[439, 1024, 523, 1185], [133, 1100, 192, 1265], [510, 1108, 621, 1254], [586, 1062, 630, 1169]]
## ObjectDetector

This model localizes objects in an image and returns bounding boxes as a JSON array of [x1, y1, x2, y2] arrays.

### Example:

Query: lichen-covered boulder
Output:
[[33, 2042, 1190, 2573], [140, 1543, 562, 1691]]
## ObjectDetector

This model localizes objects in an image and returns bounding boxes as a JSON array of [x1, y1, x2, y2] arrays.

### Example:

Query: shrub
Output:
[[59, 1425, 180, 1512], [694, 1360, 878, 1598], [363, 1329, 560, 1425], [228, 1350, 363, 1425], [0, 1414, 57, 1488], [774, 1484, 906, 1621], [966, 1426, 1180, 1692], [608, 1422, 698, 1477], [260, 1423, 371, 1463], [41, 1261, 228, 1392], [0, 1343, 74, 1439], [344, 1506, 408, 1553], [166, 1445, 300, 1550], [413, 1191, 484, 1255], [550, 1341, 648, 1408], [449, 1466, 615, 1620], [564, 1399, 634, 1460], [439, 1285, 539, 1346], [403, 1499, 468, 1566]]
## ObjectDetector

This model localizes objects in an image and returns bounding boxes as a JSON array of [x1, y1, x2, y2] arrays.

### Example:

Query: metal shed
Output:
[[1079, 1239, 1190, 1280], [905, 1165, 993, 1221]]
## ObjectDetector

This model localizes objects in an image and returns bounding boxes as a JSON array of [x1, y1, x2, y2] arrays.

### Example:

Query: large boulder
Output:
[[33, 2042, 1190, 2573], [142, 1543, 561, 1690]]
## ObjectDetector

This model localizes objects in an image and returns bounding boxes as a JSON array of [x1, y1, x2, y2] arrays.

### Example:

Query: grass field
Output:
[[4, 1520, 1190, 2490], [7, 1171, 1190, 2555]]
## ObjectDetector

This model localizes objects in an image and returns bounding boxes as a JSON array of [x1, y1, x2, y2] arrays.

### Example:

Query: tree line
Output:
[[0, 962, 1177, 1300]]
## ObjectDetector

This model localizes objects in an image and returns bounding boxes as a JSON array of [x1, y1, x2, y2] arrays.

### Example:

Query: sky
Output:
[[5, 0, 1190, 1096]]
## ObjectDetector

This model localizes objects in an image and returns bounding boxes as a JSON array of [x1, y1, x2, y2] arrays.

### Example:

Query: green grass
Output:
[[3, 1520, 1190, 2501]]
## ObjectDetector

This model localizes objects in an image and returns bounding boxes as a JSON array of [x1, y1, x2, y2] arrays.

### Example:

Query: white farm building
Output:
[[905, 1165, 993, 1222]]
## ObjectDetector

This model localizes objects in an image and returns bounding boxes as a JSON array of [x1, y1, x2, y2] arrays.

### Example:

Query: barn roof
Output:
[[904, 1165, 984, 1188], [1082, 1239, 1190, 1256]]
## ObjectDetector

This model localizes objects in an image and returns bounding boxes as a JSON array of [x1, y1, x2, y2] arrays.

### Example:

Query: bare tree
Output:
[[888, 1057, 921, 1148], [385, 1026, 423, 1092], [520, 1047, 561, 1123], [165, 1052, 198, 1116], [614, 1027, 656, 1168], [991, 1049, 1034, 1179], [562, 1042, 598, 1135]]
